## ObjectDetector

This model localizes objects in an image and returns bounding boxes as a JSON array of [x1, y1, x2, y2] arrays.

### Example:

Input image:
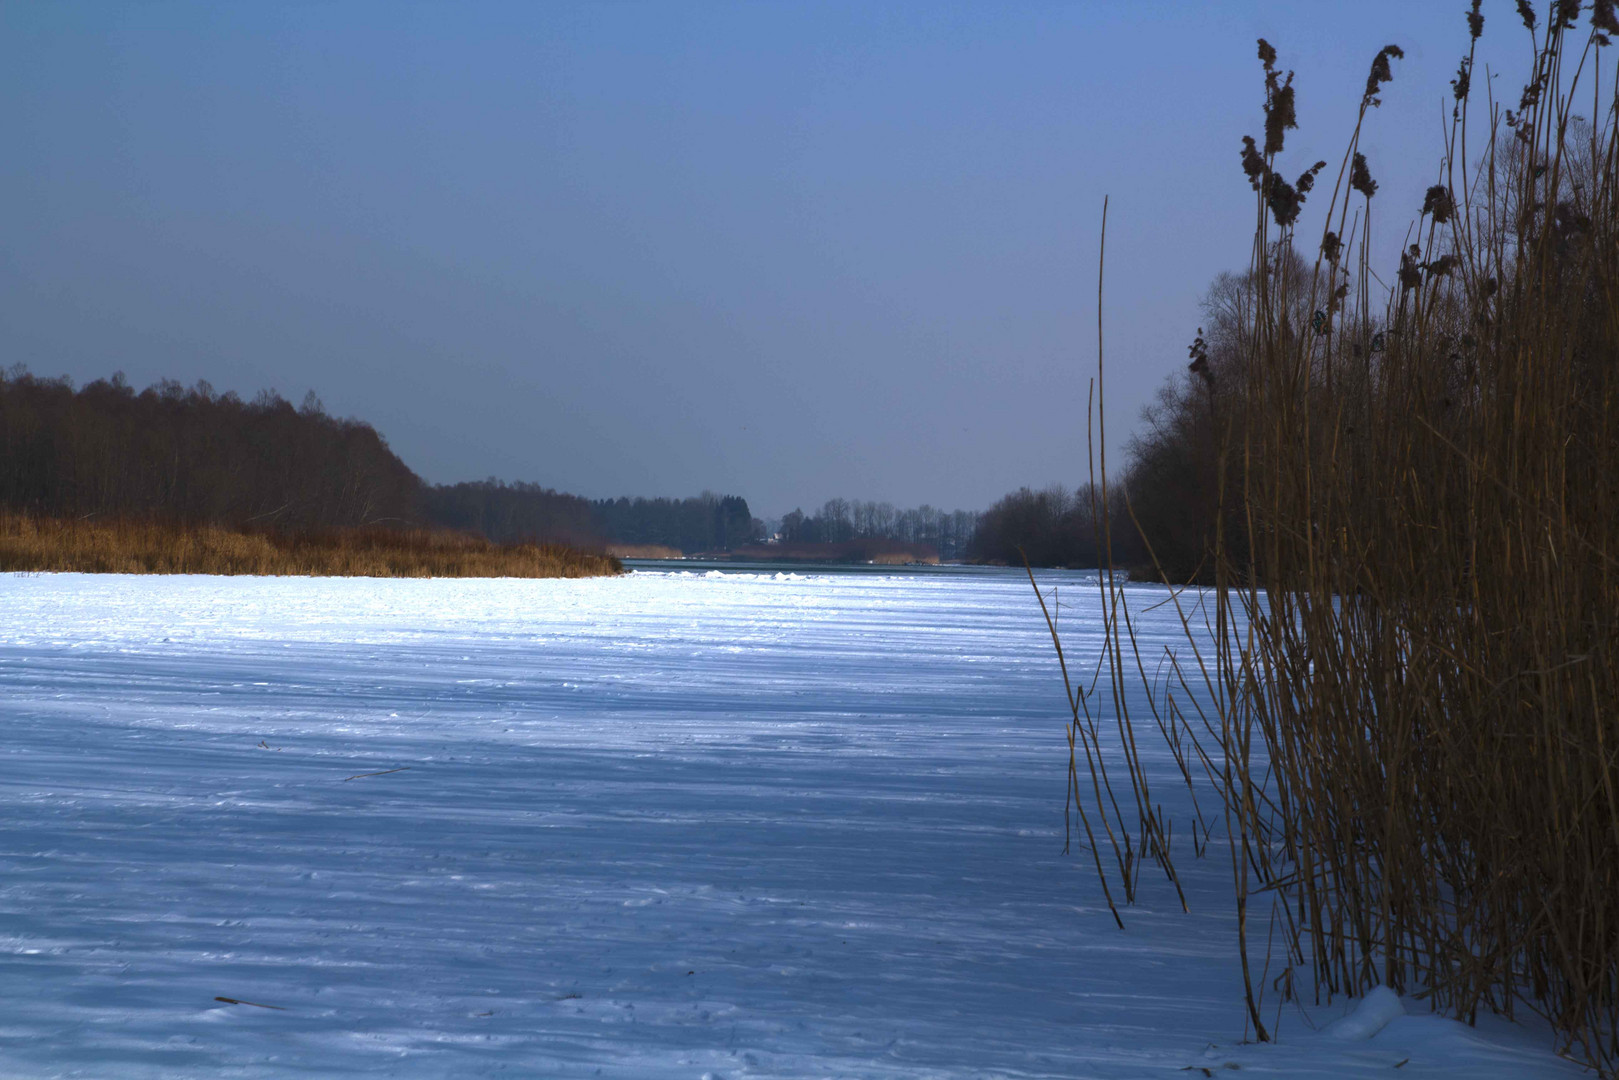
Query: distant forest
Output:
[[0, 369, 757, 554], [426, 481, 758, 553], [966, 270, 1270, 574], [966, 262, 1300, 578], [778, 499, 979, 561], [965, 484, 1145, 569], [0, 366, 1189, 570]]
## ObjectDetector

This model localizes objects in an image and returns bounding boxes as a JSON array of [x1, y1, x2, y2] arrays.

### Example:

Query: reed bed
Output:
[[1044, 5, 1619, 1073], [0, 514, 621, 578]]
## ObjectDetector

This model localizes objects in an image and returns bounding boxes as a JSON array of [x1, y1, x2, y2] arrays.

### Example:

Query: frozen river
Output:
[[0, 567, 1582, 1078]]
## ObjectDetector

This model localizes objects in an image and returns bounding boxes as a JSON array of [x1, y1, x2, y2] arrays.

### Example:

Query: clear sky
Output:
[[1, 2, 1531, 516]]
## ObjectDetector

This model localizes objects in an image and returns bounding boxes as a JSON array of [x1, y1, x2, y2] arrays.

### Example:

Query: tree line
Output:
[[595, 494, 757, 554], [0, 368, 756, 553], [964, 484, 1147, 569], [778, 499, 979, 560], [0, 368, 422, 531], [2, 362, 1202, 569], [963, 261, 1281, 576], [424, 480, 600, 548]]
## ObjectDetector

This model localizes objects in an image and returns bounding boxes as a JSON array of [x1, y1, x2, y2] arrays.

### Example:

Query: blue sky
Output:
[[0, 2, 1527, 514]]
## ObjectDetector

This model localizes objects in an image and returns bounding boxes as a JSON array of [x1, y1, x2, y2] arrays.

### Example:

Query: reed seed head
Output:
[[1399, 244, 1424, 290], [1266, 175, 1303, 227], [1187, 330, 1214, 388], [1362, 44, 1405, 108], [1520, 74, 1545, 112], [1296, 160, 1327, 196], [1593, 0, 1619, 34], [1265, 76, 1298, 156], [1425, 253, 1459, 278], [1422, 184, 1456, 224], [1350, 152, 1378, 199], [1240, 135, 1267, 191]]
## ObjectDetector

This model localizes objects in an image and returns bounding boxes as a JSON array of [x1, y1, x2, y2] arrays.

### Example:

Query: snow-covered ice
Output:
[[0, 567, 1587, 1077]]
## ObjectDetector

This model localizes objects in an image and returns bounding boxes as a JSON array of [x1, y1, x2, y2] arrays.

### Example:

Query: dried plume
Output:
[[1594, 0, 1619, 34], [1240, 135, 1267, 191], [1422, 184, 1456, 224], [1265, 75, 1298, 156], [1296, 160, 1327, 196], [1362, 44, 1405, 108], [1399, 244, 1424, 290], [1425, 253, 1460, 279], [1350, 152, 1378, 199], [1187, 329, 1213, 388], [1266, 175, 1304, 227]]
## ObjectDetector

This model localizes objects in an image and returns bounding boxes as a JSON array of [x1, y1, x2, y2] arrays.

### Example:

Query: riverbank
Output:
[[0, 514, 621, 577]]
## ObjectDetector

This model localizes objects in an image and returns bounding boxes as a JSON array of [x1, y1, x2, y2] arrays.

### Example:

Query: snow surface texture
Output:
[[0, 568, 1585, 1078]]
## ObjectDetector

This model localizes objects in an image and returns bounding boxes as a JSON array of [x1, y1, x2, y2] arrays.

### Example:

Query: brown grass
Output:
[[1044, 9, 1619, 1074], [0, 514, 621, 578]]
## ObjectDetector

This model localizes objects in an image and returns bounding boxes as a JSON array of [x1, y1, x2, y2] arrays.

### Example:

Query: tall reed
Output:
[[1049, 4, 1619, 1071]]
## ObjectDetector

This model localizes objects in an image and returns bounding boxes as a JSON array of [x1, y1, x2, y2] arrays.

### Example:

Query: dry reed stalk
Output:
[[1044, 5, 1619, 1072]]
